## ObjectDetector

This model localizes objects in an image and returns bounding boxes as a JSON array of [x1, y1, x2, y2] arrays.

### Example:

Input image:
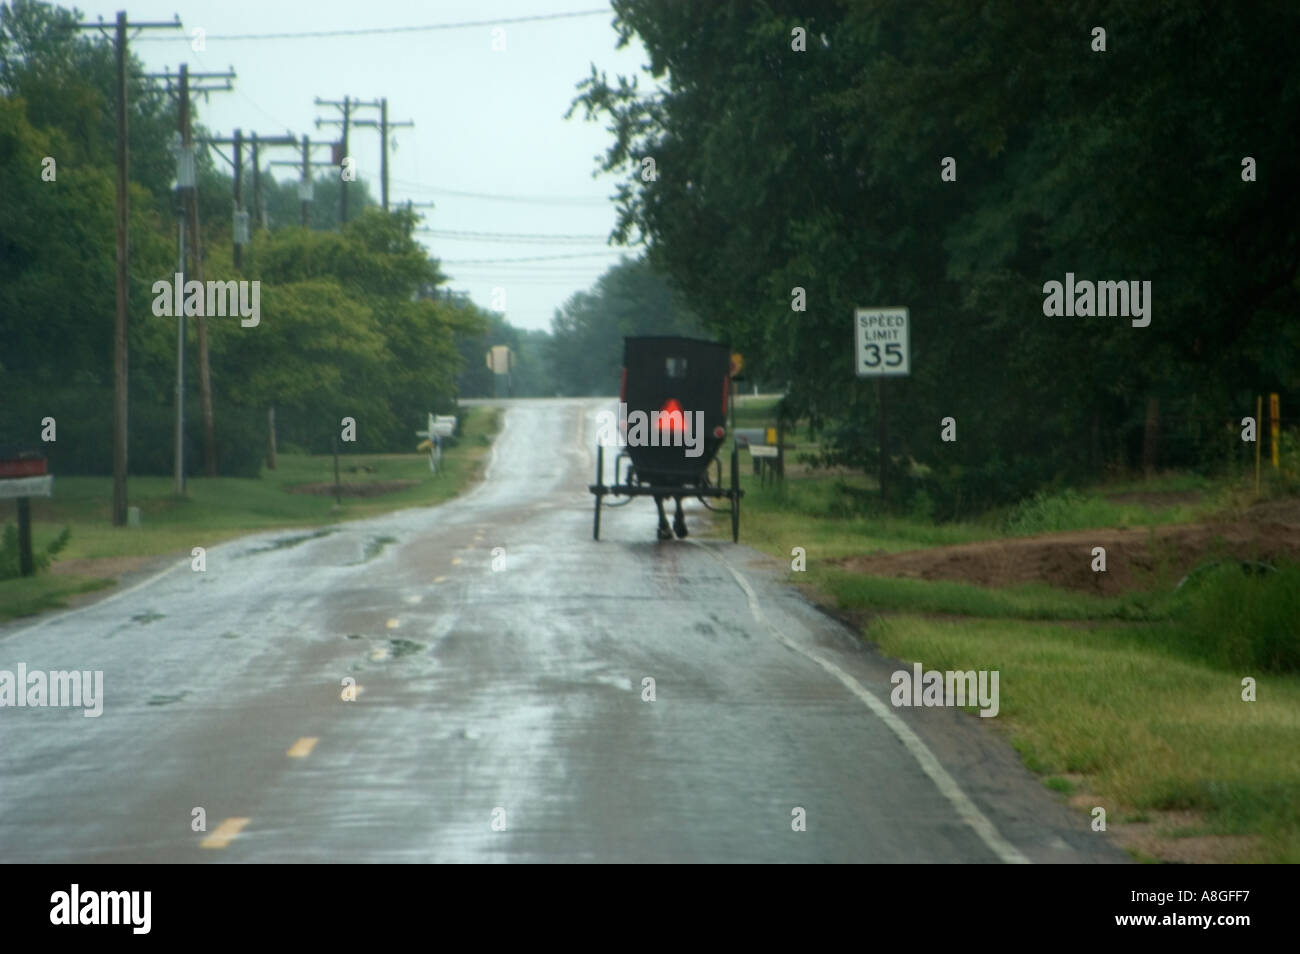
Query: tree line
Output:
[[570, 0, 1300, 515], [0, 0, 486, 476]]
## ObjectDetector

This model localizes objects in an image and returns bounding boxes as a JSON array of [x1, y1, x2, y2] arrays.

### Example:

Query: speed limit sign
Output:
[[855, 307, 910, 376]]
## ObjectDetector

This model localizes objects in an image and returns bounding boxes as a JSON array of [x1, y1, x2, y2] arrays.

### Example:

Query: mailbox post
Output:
[[0, 449, 53, 577], [416, 413, 457, 473]]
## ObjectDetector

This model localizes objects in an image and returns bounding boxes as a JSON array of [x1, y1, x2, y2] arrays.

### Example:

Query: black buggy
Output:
[[589, 336, 743, 542]]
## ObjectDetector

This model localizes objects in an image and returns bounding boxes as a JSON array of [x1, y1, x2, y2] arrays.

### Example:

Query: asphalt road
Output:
[[0, 399, 1126, 862]]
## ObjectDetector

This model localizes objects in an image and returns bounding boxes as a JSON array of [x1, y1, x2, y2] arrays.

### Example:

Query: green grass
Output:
[[720, 451, 1300, 861], [1165, 561, 1300, 672], [818, 569, 1168, 622], [736, 475, 1002, 560], [867, 613, 1300, 862], [0, 574, 114, 620], [1002, 487, 1208, 535], [0, 406, 500, 621]]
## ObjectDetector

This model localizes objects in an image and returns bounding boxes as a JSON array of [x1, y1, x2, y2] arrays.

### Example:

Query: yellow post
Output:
[[1255, 395, 1262, 496], [1270, 393, 1280, 469]]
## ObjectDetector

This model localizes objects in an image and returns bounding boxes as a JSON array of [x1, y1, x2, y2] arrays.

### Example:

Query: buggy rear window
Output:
[[665, 357, 688, 378]]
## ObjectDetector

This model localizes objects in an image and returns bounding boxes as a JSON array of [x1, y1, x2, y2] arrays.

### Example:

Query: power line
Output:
[[417, 228, 611, 243], [445, 276, 609, 284], [438, 251, 630, 264], [442, 267, 615, 276], [137, 9, 608, 42], [393, 178, 610, 205]]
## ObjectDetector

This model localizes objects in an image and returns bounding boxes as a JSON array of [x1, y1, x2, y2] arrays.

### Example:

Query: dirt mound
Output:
[[832, 505, 1300, 596], [287, 480, 419, 498]]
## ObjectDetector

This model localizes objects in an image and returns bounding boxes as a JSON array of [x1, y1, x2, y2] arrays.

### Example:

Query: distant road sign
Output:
[[0, 475, 53, 499], [855, 307, 910, 376], [487, 345, 512, 375], [0, 458, 47, 478]]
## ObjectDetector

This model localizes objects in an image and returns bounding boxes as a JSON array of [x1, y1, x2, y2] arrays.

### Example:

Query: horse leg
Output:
[[654, 495, 673, 540], [672, 495, 688, 538]]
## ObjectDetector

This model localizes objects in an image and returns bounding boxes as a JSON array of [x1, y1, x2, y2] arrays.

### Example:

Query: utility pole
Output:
[[76, 12, 181, 525], [403, 199, 436, 235], [251, 133, 300, 231], [352, 98, 414, 212], [145, 65, 234, 483], [315, 96, 380, 224], [209, 130, 296, 474], [174, 65, 191, 494], [299, 135, 310, 226], [208, 131, 297, 242], [270, 136, 333, 228], [233, 129, 243, 268], [268, 136, 330, 470], [252, 133, 262, 230]]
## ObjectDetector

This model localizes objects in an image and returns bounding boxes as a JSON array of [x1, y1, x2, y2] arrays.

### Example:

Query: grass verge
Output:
[[729, 463, 1300, 862]]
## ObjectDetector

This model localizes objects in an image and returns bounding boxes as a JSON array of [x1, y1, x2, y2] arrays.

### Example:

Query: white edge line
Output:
[[690, 539, 1031, 864]]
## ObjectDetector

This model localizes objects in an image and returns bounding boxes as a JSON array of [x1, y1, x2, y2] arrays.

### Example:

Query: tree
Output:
[[547, 255, 702, 395], [571, 0, 1300, 513]]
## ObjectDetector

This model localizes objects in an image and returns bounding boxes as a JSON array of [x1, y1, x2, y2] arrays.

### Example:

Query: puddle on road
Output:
[[220, 631, 241, 640], [147, 690, 190, 706], [350, 535, 398, 565], [343, 633, 427, 665], [388, 638, 425, 658], [243, 528, 336, 556], [132, 611, 165, 625]]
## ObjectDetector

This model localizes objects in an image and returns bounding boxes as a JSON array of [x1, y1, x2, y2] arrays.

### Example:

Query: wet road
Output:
[[0, 400, 1125, 862]]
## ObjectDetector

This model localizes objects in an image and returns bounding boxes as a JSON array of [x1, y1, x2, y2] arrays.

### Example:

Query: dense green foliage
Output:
[[572, 1, 1300, 514], [547, 256, 702, 395], [454, 255, 706, 398], [0, 1, 487, 475], [457, 303, 556, 398], [1170, 561, 1300, 673], [0, 521, 68, 578]]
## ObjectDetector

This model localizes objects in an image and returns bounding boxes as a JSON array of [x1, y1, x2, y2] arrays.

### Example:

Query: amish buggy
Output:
[[589, 336, 743, 542]]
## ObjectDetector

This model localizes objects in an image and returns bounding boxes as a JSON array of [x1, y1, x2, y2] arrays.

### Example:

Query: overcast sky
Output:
[[72, 1, 651, 331]]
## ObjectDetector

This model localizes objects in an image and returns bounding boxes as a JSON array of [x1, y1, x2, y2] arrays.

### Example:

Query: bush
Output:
[[0, 383, 264, 478], [1170, 561, 1300, 673], [1004, 489, 1096, 534], [0, 523, 71, 580]]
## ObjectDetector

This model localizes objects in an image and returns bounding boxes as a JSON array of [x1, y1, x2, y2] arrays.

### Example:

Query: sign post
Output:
[[0, 451, 53, 577], [1256, 395, 1263, 496], [1270, 393, 1281, 470], [416, 413, 457, 473], [486, 346, 513, 398], [855, 307, 911, 502]]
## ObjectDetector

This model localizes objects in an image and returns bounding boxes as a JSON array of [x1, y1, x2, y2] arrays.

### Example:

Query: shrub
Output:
[[1170, 561, 1300, 673], [0, 524, 71, 580]]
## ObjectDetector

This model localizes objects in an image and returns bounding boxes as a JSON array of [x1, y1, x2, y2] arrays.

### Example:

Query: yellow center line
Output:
[[287, 737, 319, 758], [434, 576, 446, 583], [385, 618, 400, 629], [200, 817, 250, 849], [451, 557, 462, 566]]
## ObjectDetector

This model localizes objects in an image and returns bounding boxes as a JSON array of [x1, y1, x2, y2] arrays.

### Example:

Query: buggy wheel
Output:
[[593, 444, 603, 540], [730, 444, 740, 543]]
